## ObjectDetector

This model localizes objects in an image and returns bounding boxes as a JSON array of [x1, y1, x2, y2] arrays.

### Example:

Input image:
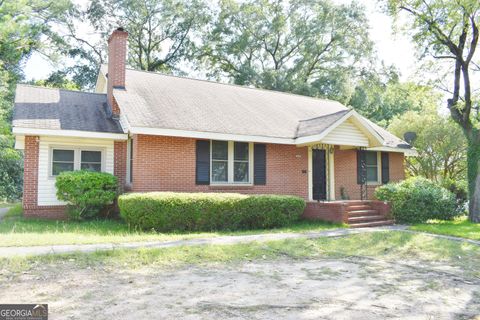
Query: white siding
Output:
[[321, 119, 369, 147], [37, 136, 115, 206]]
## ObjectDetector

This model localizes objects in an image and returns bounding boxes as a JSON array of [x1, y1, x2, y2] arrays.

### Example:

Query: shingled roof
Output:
[[109, 68, 408, 148], [13, 85, 123, 134]]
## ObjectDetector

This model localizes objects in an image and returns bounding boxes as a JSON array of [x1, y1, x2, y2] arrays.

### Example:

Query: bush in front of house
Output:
[[375, 177, 461, 223], [118, 192, 306, 232], [56, 170, 118, 220]]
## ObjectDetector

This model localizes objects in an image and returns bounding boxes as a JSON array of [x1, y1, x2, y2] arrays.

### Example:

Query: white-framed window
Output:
[[52, 149, 75, 176], [50, 147, 105, 177], [365, 151, 381, 184], [210, 140, 253, 184]]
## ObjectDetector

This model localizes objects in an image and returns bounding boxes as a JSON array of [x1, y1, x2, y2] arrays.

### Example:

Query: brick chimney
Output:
[[107, 27, 128, 116]]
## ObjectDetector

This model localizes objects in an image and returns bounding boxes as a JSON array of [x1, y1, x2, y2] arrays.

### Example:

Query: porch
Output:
[[302, 200, 394, 228]]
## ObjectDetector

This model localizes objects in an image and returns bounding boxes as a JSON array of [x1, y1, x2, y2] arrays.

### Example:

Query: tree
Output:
[[386, 0, 479, 222], [349, 68, 440, 126], [202, 0, 373, 102], [388, 107, 467, 182], [87, 0, 209, 71], [0, 0, 73, 201]]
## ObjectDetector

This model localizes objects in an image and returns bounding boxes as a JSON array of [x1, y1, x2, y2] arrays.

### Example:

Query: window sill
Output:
[[209, 183, 254, 189]]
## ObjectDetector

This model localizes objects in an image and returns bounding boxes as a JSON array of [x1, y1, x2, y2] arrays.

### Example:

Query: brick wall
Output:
[[22, 135, 128, 219], [131, 135, 406, 201], [107, 28, 128, 116], [22, 136, 67, 219], [334, 148, 405, 200], [114, 140, 127, 193], [22, 132, 406, 219], [131, 135, 309, 198]]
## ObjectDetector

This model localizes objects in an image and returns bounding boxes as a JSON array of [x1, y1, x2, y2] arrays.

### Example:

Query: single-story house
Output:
[[12, 28, 415, 226]]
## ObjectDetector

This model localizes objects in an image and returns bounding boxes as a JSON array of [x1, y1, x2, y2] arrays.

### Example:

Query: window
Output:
[[365, 151, 379, 183], [212, 141, 228, 182], [51, 147, 104, 177], [52, 149, 74, 176], [81, 151, 102, 172], [234, 142, 249, 182], [211, 141, 252, 184]]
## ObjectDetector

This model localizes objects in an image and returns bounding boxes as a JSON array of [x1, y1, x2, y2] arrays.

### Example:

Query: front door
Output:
[[312, 149, 327, 201]]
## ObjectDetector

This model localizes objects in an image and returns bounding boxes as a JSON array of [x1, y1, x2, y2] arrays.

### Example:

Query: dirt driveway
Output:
[[1, 255, 479, 319]]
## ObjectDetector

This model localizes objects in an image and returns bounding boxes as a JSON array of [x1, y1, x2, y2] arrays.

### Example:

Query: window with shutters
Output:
[[365, 151, 381, 184], [211, 141, 253, 184]]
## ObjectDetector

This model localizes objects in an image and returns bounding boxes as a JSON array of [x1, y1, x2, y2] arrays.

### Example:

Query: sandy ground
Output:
[[1, 256, 479, 320]]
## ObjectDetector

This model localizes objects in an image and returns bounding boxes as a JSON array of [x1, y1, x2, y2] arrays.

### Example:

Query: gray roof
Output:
[[296, 110, 350, 138], [112, 68, 408, 148], [113, 68, 350, 139], [13, 85, 123, 134]]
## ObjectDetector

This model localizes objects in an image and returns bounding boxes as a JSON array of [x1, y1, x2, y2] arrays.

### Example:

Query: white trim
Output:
[[210, 140, 254, 186], [308, 145, 335, 201], [367, 146, 417, 156], [131, 126, 294, 145], [295, 111, 384, 147], [328, 148, 335, 200], [349, 110, 385, 146], [13, 127, 128, 140], [49, 146, 106, 178], [307, 147, 313, 201], [296, 111, 354, 146]]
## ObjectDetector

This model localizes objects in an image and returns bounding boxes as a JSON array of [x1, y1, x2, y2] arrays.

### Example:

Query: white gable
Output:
[[320, 118, 369, 146]]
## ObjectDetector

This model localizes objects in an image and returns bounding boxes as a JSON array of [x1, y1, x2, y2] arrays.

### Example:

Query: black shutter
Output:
[[196, 140, 210, 185], [254, 144, 266, 185], [381, 152, 390, 184], [357, 149, 366, 184]]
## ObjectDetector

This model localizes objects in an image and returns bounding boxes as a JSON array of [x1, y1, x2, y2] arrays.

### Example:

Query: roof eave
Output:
[[12, 127, 128, 140]]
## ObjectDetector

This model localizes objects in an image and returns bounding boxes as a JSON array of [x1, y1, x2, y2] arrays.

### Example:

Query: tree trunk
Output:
[[467, 139, 480, 222]]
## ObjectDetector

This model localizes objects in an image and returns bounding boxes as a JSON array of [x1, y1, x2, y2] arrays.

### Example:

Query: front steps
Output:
[[345, 201, 394, 228]]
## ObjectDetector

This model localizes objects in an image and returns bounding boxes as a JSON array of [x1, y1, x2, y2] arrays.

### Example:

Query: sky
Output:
[[24, 0, 418, 81]]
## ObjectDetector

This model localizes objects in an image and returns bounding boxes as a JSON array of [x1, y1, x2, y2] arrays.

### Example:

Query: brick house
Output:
[[12, 28, 415, 226]]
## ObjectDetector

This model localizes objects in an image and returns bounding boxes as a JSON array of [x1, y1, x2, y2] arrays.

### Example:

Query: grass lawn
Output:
[[0, 214, 344, 247], [1, 231, 479, 278], [410, 216, 480, 240]]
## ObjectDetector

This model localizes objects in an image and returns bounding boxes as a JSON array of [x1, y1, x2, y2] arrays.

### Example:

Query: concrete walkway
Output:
[[0, 226, 408, 258], [0, 225, 478, 258]]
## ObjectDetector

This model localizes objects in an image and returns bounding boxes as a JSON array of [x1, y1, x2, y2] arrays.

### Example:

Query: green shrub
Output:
[[442, 178, 468, 213], [55, 170, 118, 220], [118, 192, 306, 232], [375, 177, 461, 223]]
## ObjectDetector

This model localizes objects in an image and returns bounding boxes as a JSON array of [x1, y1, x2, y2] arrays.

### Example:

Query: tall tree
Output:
[[87, 0, 209, 72], [0, 0, 72, 200], [389, 106, 467, 181], [349, 68, 440, 126], [386, 0, 479, 221], [202, 0, 373, 102]]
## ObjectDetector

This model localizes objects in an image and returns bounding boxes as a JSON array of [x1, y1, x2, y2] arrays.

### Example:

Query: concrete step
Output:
[[348, 215, 388, 223], [349, 220, 395, 228], [347, 209, 379, 217]]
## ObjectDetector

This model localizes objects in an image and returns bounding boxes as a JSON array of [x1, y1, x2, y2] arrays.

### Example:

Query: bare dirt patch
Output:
[[1, 255, 479, 319]]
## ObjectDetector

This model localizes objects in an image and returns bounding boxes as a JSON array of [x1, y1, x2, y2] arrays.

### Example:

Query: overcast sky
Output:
[[24, 0, 418, 82]]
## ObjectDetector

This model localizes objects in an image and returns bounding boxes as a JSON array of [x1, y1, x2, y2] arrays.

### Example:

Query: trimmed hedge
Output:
[[118, 192, 306, 231], [56, 170, 118, 220], [375, 177, 461, 223]]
